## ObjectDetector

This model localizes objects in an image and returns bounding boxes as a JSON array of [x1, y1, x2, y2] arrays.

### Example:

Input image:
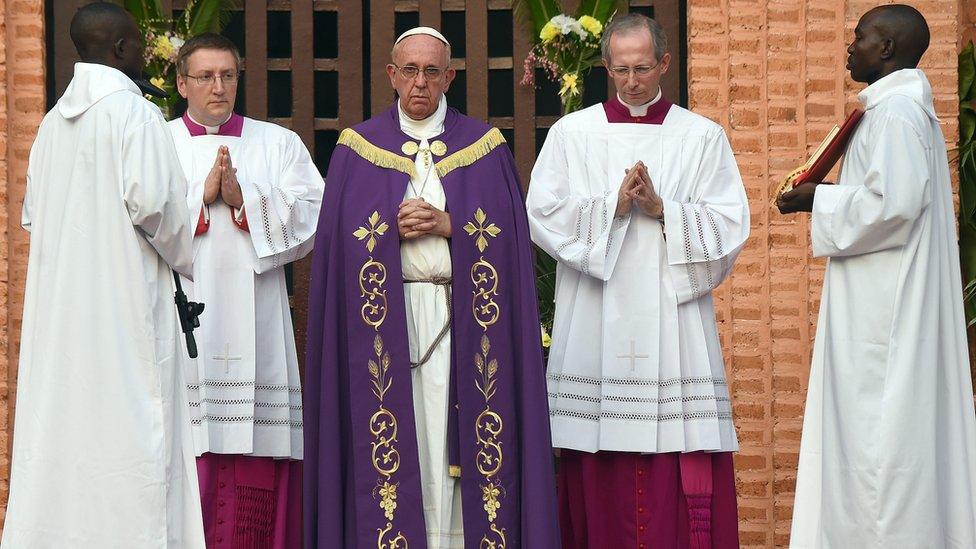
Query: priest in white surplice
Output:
[[2, 4, 205, 548], [527, 14, 748, 548], [168, 34, 323, 548], [778, 6, 976, 547]]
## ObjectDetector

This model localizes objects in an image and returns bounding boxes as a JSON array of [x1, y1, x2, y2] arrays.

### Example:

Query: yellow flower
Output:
[[150, 76, 166, 89], [578, 15, 603, 37], [541, 324, 551, 348], [152, 35, 175, 60], [540, 22, 560, 43], [559, 72, 580, 97]]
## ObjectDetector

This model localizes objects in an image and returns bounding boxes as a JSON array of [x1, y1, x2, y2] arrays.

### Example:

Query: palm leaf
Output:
[[512, 0, 562, 37], [186, 0, 239, 36], [575, 0, 622, 22], [123, 0, 165, 23]]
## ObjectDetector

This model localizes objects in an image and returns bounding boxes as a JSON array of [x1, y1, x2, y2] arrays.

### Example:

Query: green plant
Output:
[[958, 42, 976, 326], [515, 1, 621, 351], [123, 0, 237, 116], [516, 0, 621, 114]]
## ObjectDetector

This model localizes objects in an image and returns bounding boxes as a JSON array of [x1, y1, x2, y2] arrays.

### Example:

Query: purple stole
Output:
[[303, 104, 560, 548]]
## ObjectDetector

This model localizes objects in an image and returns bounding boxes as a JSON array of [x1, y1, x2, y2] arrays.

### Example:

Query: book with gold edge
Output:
[[775, 108, 865, 199]]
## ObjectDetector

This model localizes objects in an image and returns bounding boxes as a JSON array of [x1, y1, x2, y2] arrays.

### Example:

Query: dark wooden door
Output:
[[47, 0, 686, 365]]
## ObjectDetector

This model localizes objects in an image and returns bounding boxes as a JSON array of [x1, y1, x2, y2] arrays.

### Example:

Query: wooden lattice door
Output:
[[47, 0, 685, 366]]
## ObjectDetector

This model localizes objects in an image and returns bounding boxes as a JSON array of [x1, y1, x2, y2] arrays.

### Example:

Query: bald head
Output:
[[70, 2, 144, 79], [847, 4, 929, 84], [864, 4, 929, 66]]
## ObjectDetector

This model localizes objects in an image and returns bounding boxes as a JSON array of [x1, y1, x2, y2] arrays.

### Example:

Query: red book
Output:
[[776, 108, 865, 198]]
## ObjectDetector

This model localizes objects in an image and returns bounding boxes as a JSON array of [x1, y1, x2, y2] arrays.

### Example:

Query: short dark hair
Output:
[[175, 33, 241, 76], [601, 13, 669, 63]]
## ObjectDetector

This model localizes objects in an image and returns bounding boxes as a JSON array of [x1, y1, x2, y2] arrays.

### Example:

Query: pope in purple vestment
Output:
[[303, 28, 560, 549]]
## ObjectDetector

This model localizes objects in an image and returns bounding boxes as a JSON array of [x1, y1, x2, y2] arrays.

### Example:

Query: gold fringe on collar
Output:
[[338, 128, 416, 178], [435, 128, 506, 178]]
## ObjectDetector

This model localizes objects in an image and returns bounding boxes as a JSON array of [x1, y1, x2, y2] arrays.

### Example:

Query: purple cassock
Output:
[[303, 103, 561, 548]]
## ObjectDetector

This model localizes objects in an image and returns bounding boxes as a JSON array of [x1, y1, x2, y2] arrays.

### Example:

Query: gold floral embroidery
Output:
[[355, 212, 407, 548], [463, 207, 502, 253], [354, 211, 389, 253], [466, 207, 507, 548]]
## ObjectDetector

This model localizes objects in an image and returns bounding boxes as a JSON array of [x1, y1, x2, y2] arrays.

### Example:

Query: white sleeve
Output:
[[526, 122, 631, 281], [238, 131, 325, 274], [661, 128, 750, 304], [811, 115, 931, 258], [122, 115, 194, 278]]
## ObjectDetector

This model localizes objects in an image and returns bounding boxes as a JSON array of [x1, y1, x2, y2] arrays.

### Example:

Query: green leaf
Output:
[[123, 0, 165, 22], [962, 42, 976, 101], [186, 0, 239, 36], [961, 155, 976, 228], [962, 107, 976, 145], [513, 0, 562, 37], [576, 0, 622, 22]]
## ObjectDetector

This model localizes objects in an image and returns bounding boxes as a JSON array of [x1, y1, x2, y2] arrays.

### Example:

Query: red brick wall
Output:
[[688, 0, 961, 546], [0, 0, 966, 542], [0, 0, 45, 530]]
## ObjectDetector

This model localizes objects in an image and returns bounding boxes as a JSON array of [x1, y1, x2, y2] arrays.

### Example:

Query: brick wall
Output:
[[0, 0, 965, 542], [0, 0, 45, 530], [688, 0, 960, 546]]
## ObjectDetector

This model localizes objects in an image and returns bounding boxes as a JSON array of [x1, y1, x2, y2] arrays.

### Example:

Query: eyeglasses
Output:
[[607, 63, 660, 78], [183, 72, 240, 86], [393, 64, 447, 81]]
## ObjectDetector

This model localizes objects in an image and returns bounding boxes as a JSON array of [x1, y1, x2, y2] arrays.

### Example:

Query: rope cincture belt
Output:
[[403, 277, 452, 369]]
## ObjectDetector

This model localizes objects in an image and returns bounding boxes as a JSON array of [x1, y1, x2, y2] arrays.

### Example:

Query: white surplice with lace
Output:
[[527, 100, 749, 454]]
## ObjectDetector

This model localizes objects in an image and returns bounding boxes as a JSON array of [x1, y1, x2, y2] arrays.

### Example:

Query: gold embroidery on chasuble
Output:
[[435, 128, 506, 178], [354, 211, 407, 548], [339, 129, 416, 178], [465, 207, 507, 549]]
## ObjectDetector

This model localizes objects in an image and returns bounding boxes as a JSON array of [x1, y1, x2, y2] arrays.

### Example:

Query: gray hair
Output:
[[601, 13, 668, 63]]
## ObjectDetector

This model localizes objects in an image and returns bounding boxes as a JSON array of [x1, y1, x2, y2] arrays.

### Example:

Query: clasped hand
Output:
[[398, 198, 451, 239], [203, 146, 244, 209], [616, 161, 664, 219]]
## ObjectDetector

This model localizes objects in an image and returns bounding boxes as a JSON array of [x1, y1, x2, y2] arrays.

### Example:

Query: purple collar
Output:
[[181, 111, 244, 137], [603, 94, 672, 125]]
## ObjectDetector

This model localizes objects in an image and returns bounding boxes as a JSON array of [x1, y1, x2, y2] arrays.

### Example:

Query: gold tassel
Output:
[[338, 128, 416, 178], [435, 128, 507, 178], [449, 465, 462, 478]]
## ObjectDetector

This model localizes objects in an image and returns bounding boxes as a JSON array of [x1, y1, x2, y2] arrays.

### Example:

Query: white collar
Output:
[[858, 68, 937, 120], [618, 88, 662, 117], [398, 95, 448, 140], [187, 111, 232, 135]]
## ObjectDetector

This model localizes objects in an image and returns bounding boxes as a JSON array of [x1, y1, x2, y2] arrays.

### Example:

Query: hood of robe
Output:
[[858, 68, 938, 121], [56, 62, 143, 119]]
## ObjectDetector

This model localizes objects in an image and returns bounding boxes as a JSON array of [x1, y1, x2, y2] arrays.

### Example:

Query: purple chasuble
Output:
[[303, 104, 560, 548], [556, 95, 739, 549]]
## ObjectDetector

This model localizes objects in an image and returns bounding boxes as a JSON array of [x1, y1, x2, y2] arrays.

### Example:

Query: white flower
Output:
[[170, 36, 185, 50], [548, 14, 586, 38]]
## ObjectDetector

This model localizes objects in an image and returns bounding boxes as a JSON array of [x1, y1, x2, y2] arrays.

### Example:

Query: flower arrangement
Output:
[[123, 0, 237, 117], [517, 1, 620, 114], [516, 2, 620, 352]]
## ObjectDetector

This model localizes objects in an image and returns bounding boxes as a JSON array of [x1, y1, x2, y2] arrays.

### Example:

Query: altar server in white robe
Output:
[[778, 6, 976, 547], [168, 34, 323, 548], [527, 14, 748, 548], [2, 4, 204, 548]]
